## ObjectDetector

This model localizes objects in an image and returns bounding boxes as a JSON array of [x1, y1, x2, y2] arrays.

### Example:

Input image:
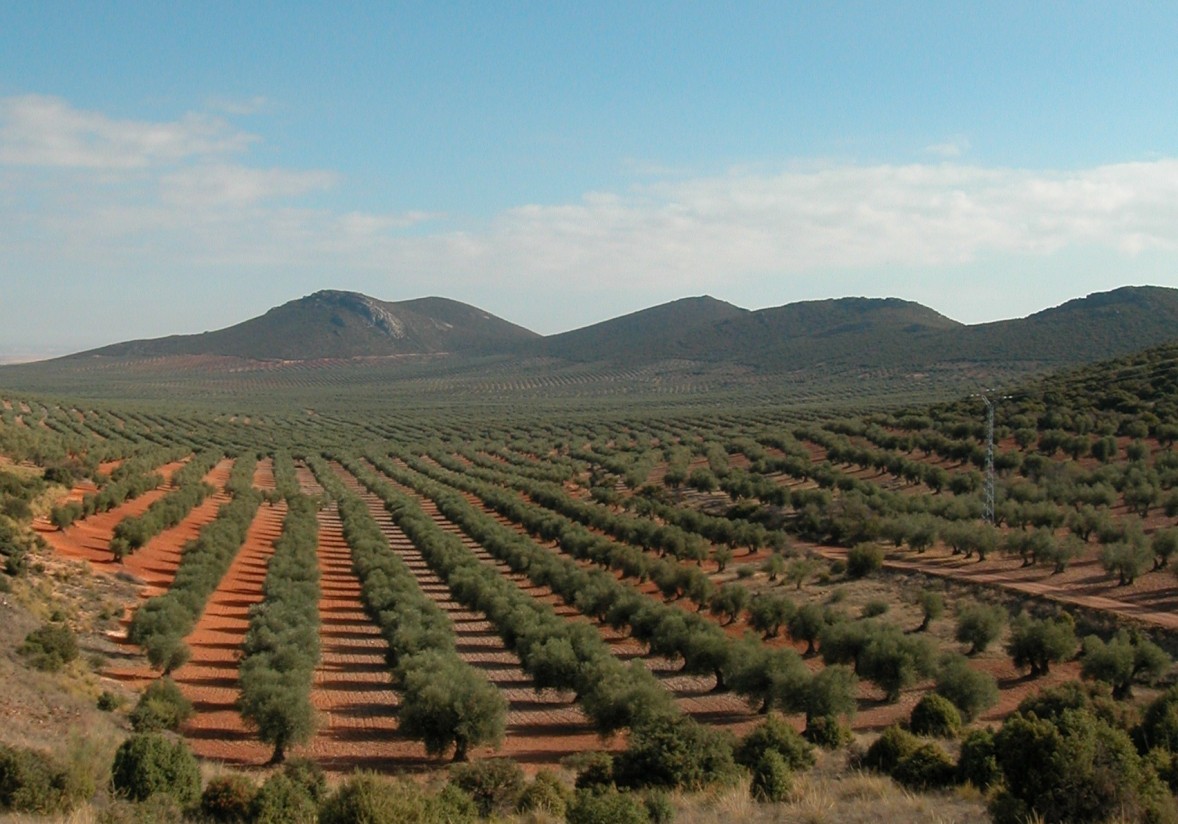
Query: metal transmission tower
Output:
[[975, 391, 1011, 525]]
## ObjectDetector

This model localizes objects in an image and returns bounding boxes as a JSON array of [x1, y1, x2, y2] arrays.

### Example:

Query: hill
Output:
[[1, 285, 1177, 407], [86, 290, 540, 360], [537, 295, 749, 361]]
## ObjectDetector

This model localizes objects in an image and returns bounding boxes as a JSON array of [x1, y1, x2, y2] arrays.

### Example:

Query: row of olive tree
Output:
[[128, 454, 261, 674], [237, 489, 321, 764], [307, 456, 506, 761], [48, 445, 189, 529], [109, 450, 223, 558]]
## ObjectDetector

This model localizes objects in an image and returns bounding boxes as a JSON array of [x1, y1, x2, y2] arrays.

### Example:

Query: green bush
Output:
[[281, 756, 327, 802], [566, 787, 651, 824], [957, 729, 1000, 790], [861, 725, 920, 775], [846, 543, 883, 578], [19, 623, 79, 672], [567, 751, 614, 790], [249, 774, 317, 824], [200, 773, 256, 822], [97, 792, 184, 824], [613, 713, 738, 791], [517, 769, 571, 816], [992, 708, 1177, 824], [0, 744, 84, 814], [749, 750, 794, 803], [448, 758, 525, 817], [109, 733, 200, 805], [130, 677, 194, 732], [892, 742, 957, 790], [909, 693, 963, 738], [319, 772, 475, 824], [803, 714, 852, 749], [734, 713, 815, 771], [97, 690, 123, 711]]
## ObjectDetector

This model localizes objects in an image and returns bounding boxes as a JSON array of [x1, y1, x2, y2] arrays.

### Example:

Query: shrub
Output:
[[109, 733, 200, 806], [734, 713, 815, 771], [200, 773, 256, 822], [281, 756, 327, 802], [566, 751, 614, 790], [613, 713, 738, 791], [97, 690, 122, 711], [644, 789, 674, 823], [319, 772, 476, 824], [97, 792, 184, 824], [449, 758, 525, 817], [517, 769, 571, 816], [749, 750, 794, 802], [861, 599, 889, 618], [909, 693, 962, 738], [566, 787, 651, 824], [846, 543, 883, 578], [18, 623, 79, 671], [130, 677, 194, 732], [803, 714, 852, 748], [0, 744, 84, 814], [893, 742, 957, 790], [992, 708, 1176, 824], [957, 729, 1000, 790], [861, 725, 920, 774], [249, 773, 317, 824]]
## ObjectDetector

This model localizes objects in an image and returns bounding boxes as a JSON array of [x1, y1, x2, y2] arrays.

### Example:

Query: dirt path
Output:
[[813, 543, 1178, 633]]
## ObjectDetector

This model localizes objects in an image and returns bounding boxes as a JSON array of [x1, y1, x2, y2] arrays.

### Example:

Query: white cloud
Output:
[[0, 95, 255, 169], [925, 136, 971, 158], [3, 94, 1178, 341], [160, 164, 337, 207]]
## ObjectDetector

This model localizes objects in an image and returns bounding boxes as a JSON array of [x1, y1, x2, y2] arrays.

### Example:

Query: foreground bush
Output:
[[613, 713, 738, 791], [992, 707, 1176, 823], [909, 693, 962, 738], [200, 773, 256, 822], [892, 742, 956, 790], [517, 769, 571, 817], [130, 677, 194, 732], [250, 774, 317, 824], [566, 787, 651, 824], [861, 725, 920, 775], [734, 713, 815, 771], [0, 744, 85, 814], [749, 750, 794, 802], [448, 758, 525, 817], [319, 772, 475, 824], [109, 733, 200, 806]]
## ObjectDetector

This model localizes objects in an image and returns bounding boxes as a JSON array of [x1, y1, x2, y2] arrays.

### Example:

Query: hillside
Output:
[[86, 290, 540, 360], [1, 285, 1176, 407]]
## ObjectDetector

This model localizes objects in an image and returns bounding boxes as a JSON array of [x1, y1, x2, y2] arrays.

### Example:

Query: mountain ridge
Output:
[[5, 284, 1178, 405]]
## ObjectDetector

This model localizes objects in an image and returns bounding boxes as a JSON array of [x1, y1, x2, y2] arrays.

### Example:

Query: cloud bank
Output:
[[3, 96, 1177, 342]]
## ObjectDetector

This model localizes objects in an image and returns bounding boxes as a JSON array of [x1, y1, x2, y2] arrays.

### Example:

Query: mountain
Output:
[[3, 285, 1177, 406], [86, 290, 540, 360], [538, 295, 749, 361]]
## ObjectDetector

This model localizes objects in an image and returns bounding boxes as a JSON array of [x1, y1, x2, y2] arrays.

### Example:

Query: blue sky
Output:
[[2, 2, 1177, 359]]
